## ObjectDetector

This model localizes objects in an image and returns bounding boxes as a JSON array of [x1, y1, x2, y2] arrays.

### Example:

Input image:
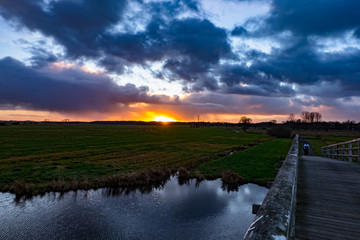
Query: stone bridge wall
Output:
[[244, 135, 299, 240]]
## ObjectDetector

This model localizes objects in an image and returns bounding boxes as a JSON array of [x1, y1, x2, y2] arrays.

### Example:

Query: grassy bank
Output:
[[196, 138, 293, 185], [0, 124, 276, 195]]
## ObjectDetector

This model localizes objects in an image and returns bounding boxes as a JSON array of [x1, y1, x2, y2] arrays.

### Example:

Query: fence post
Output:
[[349, 142, 352, 162], [327, 147, 330, 158], [358, 141, 360, 163], [342, 144, 345, 161]]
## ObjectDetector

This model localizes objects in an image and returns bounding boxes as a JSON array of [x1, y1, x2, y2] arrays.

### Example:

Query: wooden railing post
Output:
[[331, 146, 333, 158], [321, 138, 360, 163], [327, 147, 330, 158], [358, 141, 360, 163]]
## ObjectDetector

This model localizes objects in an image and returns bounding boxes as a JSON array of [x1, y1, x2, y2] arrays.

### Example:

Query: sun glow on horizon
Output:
[[153, 116, 177, 122]]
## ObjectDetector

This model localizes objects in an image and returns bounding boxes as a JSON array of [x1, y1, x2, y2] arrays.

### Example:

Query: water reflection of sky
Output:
[[0, 177, 267, 240]]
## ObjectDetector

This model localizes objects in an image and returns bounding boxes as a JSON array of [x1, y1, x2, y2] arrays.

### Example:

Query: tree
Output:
[[300, 111, 310, 123], [287, 113, 295, 122], [239, 116, 252, 132], [301, 111, 322, 123], [314, 112, 322, 122], [343, 120, 355, 130]]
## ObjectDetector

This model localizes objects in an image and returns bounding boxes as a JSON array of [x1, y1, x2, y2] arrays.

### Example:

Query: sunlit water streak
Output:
[[0, 177, 267, 240]]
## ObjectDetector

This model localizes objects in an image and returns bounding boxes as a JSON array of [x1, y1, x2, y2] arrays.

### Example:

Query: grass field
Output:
[[196, 138, 293, 184], [0, 124, 283, 195]]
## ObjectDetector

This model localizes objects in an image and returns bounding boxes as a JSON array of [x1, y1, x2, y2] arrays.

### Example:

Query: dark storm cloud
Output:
[[220, 0, 360, 99], [14, 38, 60, 68], [0, 57, 172, 112], [28, 46, 58, 68], [0, 0, 360, 116], [99, 17, 231, 91], [182, 93, 301, 115], [220, 35, 360, 97], [166, 18, 231, 63], [265, 0, 360, 36], [159, 18, 231, 89], [233, 0, 360, 97], [0, 0, 220, 64], [145, 0, 199, 16], [0, 0, 231, 91], [0, 0, 127, 58], [354, 28, 360, 39], [256, 41, 360, 90], [100, 17, 232, 77], [231, 26, 247, 36], [215, 61, 295, 97]]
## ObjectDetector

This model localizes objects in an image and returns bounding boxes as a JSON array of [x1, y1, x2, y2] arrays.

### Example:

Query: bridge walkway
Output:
[[295, 156, 360, 239]]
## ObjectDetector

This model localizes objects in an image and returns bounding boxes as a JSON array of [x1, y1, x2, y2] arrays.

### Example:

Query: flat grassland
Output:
[[0, 124, 292, 195]]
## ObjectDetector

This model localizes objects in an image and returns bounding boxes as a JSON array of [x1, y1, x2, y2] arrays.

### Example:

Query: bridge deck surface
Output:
[[295, 156, 360, 240]]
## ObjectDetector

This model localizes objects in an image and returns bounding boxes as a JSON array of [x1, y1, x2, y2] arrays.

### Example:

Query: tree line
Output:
[[287, 112, 322, 123]]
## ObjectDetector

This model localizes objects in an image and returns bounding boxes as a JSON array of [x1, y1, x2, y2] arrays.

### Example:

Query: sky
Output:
[[0, 0, 359, 123]]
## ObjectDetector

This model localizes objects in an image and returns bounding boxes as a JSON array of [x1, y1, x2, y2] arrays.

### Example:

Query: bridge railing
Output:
[[321, 138, 360, 163]]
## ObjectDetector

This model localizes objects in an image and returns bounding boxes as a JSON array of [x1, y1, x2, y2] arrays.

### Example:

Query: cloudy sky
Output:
[[0, 0, 359, 122]]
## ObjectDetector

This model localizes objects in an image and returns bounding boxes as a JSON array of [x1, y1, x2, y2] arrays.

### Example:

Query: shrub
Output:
[[177, 167, 191, 185], [221, 170, 245, 185], [10, 180, 34, 198], [221, 170, 245, 191], [267, 126, 292, 138]]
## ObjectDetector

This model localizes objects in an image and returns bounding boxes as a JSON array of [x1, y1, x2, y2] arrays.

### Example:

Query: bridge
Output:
[[244, 135, 360, 240]]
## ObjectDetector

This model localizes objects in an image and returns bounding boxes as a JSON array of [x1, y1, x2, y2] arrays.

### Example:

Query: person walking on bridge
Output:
[[303, 143, 309, 155]]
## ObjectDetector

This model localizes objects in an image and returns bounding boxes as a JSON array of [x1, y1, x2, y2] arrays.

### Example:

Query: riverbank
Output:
[[0, 124, 290, 197]]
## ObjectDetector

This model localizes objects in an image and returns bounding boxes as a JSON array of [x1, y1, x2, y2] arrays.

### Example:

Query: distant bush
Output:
[[267, 126, 292, 138]]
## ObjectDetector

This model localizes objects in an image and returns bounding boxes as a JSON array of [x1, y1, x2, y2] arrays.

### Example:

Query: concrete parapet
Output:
[[244, 135, 299, 240]]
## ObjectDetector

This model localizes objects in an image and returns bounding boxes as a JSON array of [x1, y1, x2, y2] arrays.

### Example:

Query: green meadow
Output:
[[0, 124, 292, 194], [196, 138, 292, 184]]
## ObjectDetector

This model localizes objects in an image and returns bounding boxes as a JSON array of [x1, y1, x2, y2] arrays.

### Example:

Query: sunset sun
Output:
[[153, 116, 177, 122]]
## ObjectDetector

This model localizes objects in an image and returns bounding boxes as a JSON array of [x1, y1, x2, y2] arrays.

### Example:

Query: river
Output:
[[0, 177, 267, 240]]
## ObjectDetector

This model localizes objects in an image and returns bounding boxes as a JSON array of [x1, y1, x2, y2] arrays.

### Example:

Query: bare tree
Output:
[[287, 113, 295, 122], [300, 112, 310, 123], [239, 116, 252, 132], [309, 112, 315, 123], [314, 112, 322, 122], [301, 111, 321, 123]]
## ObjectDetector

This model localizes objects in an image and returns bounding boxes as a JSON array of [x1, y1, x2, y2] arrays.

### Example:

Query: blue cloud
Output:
[[0, 57, 171, 112]]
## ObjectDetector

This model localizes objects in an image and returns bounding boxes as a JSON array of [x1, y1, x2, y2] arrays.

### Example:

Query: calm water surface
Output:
[[0, 178, 267, 240]]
